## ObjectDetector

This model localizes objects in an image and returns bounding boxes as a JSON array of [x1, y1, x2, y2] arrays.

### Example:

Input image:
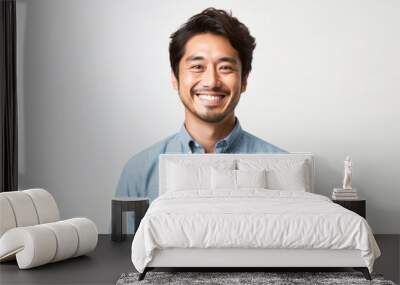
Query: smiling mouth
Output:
[[195, 93, 227, 107]]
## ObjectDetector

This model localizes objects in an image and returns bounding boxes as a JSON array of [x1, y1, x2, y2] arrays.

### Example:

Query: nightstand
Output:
[[111, 197, 149, 242], [332, 199, 366, 218]]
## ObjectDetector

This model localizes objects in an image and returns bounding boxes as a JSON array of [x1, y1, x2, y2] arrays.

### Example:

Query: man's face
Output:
[[172, 33, 247, 123]]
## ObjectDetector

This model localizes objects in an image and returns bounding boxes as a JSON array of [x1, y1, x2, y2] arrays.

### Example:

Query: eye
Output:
[[220, 65, 234, 71], [190, 65, 204, 72]]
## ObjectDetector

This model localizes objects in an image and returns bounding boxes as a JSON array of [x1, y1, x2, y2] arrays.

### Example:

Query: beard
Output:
[[179, 91, 239, 124]]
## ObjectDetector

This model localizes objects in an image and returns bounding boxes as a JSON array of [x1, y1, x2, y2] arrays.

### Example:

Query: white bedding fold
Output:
[[131, 190, 380, 273]]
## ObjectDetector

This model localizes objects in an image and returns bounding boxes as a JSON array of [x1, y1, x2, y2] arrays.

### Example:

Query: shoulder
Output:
[[116, 133, 180, 197], [240, 130, 288, 153], [122, 133, 179, 174]]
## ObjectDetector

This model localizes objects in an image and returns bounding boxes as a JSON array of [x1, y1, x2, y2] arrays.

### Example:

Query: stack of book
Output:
[[332, 188, 358, 200]]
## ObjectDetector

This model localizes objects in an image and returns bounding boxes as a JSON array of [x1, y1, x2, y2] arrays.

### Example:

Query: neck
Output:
[[184, 112, 236, 153]]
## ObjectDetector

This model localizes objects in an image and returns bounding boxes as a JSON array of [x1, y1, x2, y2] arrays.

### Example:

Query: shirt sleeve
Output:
[[115, 164, 130, 198], [114, 162, 138, 234]]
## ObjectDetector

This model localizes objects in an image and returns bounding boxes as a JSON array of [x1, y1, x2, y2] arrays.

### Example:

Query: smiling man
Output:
[[115, 8, 287, 233], [172, 32, 245, 153]]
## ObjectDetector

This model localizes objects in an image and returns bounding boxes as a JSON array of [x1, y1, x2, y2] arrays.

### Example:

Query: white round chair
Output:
[[0, 189, 98, 269]]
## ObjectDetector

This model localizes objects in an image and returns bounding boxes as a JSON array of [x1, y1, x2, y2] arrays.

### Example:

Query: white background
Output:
[[16, 0, 400, 234]]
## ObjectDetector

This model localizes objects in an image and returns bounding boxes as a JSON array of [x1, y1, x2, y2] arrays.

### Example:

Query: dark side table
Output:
[[332, 199, 366, 219], [111, 197, 149, 242]]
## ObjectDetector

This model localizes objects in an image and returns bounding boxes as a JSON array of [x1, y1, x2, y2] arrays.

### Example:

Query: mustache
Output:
[[192, 87, 230, 96]]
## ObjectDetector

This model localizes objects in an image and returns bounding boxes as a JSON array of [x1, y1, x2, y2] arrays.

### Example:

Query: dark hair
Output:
[[169, 7, 256, 82]]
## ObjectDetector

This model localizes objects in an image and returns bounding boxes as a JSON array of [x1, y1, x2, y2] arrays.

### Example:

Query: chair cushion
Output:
[[24, 189, 60, 223], [0, 191, 39, 227], [0, 196, 16, 237], [0, 218, 98, 269], [0, 189, 60, 237]]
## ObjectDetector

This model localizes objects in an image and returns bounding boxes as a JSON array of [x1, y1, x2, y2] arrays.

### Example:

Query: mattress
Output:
[[131, 190, 380, 273]]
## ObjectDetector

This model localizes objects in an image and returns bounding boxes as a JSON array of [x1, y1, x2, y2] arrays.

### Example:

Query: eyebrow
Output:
[[218, 57, 238, 64], [185, 55, 204, 62], [185, 55, 238, 65]]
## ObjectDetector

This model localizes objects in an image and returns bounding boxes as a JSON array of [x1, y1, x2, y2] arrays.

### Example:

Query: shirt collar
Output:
[[178, 124, 195, 153], [178, 118, 243, 153]]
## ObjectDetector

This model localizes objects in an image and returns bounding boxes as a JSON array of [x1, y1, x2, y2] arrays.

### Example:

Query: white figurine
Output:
[[342, 156, 352, 190]]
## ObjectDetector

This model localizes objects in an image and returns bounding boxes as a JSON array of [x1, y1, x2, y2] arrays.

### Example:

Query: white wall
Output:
[[16, 0, 400, 234]]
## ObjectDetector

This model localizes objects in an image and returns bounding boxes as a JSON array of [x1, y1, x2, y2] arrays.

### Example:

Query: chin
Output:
[[196, 112, 228, 124]]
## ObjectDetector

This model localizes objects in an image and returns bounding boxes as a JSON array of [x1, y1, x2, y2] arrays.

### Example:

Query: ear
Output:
[[171, 71, 178, 90]]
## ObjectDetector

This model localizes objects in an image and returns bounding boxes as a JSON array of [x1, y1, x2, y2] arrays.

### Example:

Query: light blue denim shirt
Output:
[[115, 118, 287, 233]]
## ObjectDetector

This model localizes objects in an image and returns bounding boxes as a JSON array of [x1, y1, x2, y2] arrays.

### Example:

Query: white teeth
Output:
[[197, 94, 223, 101]]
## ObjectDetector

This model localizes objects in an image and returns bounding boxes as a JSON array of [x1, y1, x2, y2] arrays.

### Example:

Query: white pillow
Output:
[[166, 160, 235, 191], [211, 168, 236, 190], [211, 168, 268, 190], [267, 165, 307, 191], [237, 159, 309, 191], [167, 162, 209, 191], [236, 169, 267, 189]]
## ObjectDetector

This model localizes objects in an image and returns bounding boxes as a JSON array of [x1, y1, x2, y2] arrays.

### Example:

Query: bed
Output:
[[131, 153, 381, 281]]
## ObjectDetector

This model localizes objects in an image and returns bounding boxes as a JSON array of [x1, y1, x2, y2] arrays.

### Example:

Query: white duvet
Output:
[[131, 190, 380, 273]]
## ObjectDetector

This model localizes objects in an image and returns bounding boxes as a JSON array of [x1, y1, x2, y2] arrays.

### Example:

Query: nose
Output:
[[201, 66, 221, 89]]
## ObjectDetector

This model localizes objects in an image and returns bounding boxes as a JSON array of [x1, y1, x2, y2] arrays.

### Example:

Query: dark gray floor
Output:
[[0, 234, 398, 285], [0, 235, 134, 285], [374, 234, 400, 284]]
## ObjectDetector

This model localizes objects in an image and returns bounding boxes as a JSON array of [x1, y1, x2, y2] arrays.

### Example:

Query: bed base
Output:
[[138, 267, 371, 281], [138, 248, 372, 281]]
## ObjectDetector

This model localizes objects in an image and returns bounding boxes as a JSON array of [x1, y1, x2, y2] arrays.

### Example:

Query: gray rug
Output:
[[116, 271, 396, 285]]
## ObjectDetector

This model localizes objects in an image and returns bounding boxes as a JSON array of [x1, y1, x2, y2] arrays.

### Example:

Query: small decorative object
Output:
[[342, 156, 352, 190], [332, 156, 358, 200]]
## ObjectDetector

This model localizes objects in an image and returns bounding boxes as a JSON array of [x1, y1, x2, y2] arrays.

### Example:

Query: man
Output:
[[115, 7, 287, 233]]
